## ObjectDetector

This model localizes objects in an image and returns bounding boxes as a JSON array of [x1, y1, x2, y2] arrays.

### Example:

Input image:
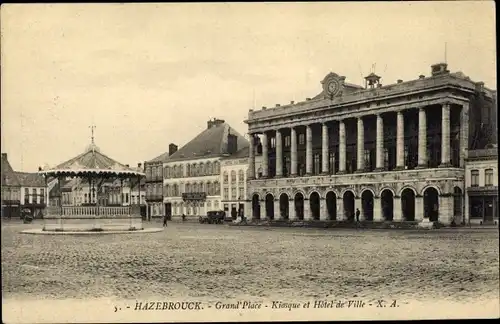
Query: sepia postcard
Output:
[[1, 2, 498, 323]]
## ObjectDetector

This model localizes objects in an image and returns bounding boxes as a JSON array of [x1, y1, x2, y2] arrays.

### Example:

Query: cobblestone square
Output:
[[2, 221, 499, 304]]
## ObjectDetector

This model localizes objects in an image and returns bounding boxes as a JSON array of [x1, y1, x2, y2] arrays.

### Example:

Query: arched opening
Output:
[[265, 193, 274, 220], [326, 191, 337, 220], [453, 187, 463, 224], [252, 194, 260, 220], [343, 191, 355, 221], [401, 188, 415, 221], [361, 190, 374, 221], [310, 192, 320, 220], [380, 189, 394, 221], [294, 192, 304, 220], [279, 193, 289, 220], [424, 187, 439, 222]]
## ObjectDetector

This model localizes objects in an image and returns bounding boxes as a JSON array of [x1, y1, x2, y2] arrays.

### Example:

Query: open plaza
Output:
[[2, 220, 498, 304]]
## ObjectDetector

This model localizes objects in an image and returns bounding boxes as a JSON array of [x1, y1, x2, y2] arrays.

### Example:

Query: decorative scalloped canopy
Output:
[[39, 142, 145, 178]]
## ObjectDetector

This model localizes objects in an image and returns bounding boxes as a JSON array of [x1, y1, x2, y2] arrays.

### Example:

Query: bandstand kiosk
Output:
[[38, 140, 145, 232]]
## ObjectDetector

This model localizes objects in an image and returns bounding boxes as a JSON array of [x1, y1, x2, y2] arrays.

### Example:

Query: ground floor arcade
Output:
[[247, 185, 464, 225]]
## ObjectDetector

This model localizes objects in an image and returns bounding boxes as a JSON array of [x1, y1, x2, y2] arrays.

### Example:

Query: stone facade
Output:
[[245, 64, 495, 225], [465, 147, 498, 225]]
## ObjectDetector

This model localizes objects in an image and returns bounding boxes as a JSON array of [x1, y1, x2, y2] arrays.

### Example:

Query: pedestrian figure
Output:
[[355, 208, 360, 223], [163, 214, 168, 227], [182, 213, 186, 222]]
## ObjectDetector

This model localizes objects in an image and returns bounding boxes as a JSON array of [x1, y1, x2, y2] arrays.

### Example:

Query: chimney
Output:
[[275, 104, 281, 107], [431, 63, 449, 76], [262, 106, 267, 110], [126, 164, 130, 167], [418, 75, 425, 80], [1, 153, 6, 160], [38, 166, 42, 171], [397, 79, 403, 84], [137, 163, 142, 168], [207, 118, 225, 129], [168, 143, 178, 156], [306, 98, 311, 101], [290, 101, 295, 104]]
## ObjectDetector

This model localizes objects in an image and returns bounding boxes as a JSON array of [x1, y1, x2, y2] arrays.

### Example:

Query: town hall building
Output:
[[244, 63, 496, 225]]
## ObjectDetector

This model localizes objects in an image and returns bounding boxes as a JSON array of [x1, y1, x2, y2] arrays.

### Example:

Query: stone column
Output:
[[304, 199, 311, 220], [396, 111, 405, 170], [261, 132, 269, 177], [320, 198, 328, 220], [440, 102, 451, 167], [356, 117, 365, 172], [393, 196, 402, 221], [244, 201, 252, 220], [275, 130, 283, 177], [373, 197, 383, 222], [306, 125, 313, 175], [338, 120, 346, 174], [248, 134, 255, 179], [375, 114, 384, 171], [321, 123, 329, 174], [336, 198, 344, 221], [459, 103, 469, 168], [291, 127, 298, 176], [415, 196, 424, 222], [439, 195, 453, 225], [289, 199, 296, 220], [417, 108, 428, 168], [274, 199, 280, 220], [259, 200, 266, 220]]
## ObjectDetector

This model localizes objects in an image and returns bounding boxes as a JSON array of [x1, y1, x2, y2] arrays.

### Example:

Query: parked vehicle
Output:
[[22, 208, 33, 224], [199, 210, 225, 224]]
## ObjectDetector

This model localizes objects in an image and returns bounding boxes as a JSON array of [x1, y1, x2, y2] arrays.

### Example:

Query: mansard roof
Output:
[[166, 122, 249, 162]]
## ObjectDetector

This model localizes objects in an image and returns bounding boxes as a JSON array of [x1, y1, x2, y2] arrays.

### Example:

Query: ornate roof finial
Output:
[[88, 124, 97, 153]]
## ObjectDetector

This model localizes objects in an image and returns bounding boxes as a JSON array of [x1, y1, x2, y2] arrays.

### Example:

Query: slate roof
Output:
[[165, 122, 249, 162], [40, 143, 145, 177], [1, 153, 20, 187], [15, 172, 46, 187], [221, 146, 250, 160]]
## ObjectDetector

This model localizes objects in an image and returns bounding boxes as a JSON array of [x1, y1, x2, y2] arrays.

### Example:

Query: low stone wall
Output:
[[43, 217, 143, 231]]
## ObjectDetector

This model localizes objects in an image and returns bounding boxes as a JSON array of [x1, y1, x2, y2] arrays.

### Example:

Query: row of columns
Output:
[[247, 195, 456, 224], [248, 103, 458, 179]]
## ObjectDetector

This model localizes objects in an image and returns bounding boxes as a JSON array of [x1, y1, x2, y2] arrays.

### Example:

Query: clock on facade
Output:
[[327, 80, 340, 96]]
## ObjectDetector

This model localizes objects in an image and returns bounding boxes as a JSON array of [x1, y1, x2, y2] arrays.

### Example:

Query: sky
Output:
[[1, 2, 496, 172]]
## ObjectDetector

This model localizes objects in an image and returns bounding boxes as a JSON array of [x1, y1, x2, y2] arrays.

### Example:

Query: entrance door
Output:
[[484, 197, 494, 223], [165, 203, 172, 220]]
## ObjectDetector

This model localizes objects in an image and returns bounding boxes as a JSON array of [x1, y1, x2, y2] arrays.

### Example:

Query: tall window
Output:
[[284, 136, 291, 147], [485, 169, 494, 186], [270, 137, 276, 149], [231, 170, 237, 183], [471, 170, 479, 187], [313, 153, 320, 174], [40, 189, 45, 204], [223, 171, 229, 184], [364, 150, 370, 171], [257, 167, 263, 179], [238, 170, 245, 183], [284, 156, 291, 177], [238, 187, 244, 200], [223, 188, 229, 200], [32, 188, 37, 203], [231, 188, 237, 200], [328, 152, 335, 174], [24, 188, 29, 204], [298, 134, 305, 145]]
